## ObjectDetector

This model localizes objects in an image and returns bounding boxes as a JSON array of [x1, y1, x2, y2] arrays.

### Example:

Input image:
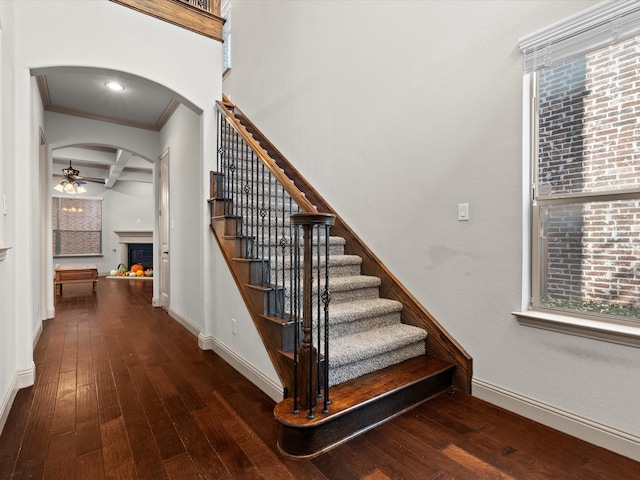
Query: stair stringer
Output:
[[220, 99, 473, 393]]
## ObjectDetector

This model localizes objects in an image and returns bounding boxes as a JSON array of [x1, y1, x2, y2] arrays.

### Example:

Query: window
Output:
[[222, 0, 231, 74], [52, 197, 102, 256], [516, 1, 640, 346]]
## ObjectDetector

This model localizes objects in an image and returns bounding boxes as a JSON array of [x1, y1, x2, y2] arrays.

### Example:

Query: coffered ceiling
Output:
[[37, 66, 183, 188]]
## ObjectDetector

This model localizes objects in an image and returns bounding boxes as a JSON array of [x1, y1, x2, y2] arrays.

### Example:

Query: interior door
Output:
[[159, 149, 170, 310]]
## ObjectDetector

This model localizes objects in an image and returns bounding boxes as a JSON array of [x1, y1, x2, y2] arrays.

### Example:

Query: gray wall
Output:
[[222, 0, 640, 458]]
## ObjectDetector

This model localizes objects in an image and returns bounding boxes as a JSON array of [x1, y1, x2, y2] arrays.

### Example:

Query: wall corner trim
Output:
[[472, 378, 640, 463]]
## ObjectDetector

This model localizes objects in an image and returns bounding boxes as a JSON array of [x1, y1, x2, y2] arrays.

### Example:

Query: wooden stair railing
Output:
[[109, 0, 225, 41], [211, 98, 472, 457], [217, 97, 473, 393]]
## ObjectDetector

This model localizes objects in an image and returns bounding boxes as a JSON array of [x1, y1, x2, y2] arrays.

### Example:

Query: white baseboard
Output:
[[472, 378, 640, 462], [32, 320, 43, 350], [199, 334, 283, 403], [47, 307, 55, 319], [168, 307, 200, 336], [0, 362, 36, 435], [0, 378, 18, 436]]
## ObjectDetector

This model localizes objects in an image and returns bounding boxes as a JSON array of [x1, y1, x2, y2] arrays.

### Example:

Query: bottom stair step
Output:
[[274, 355, 455, 459]]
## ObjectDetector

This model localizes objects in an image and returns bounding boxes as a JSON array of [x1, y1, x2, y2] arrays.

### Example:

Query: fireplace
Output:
[[114, 231, 153, 268], [128, 243, 153, 270]]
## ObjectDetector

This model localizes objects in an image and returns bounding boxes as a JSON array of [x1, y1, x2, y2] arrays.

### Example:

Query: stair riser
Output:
[[323, 312, 401, 340], [278, 285, 381, 315], [211, 216, 241, 237]]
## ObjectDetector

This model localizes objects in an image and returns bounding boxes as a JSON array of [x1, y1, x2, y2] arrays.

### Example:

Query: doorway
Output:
[[159, 149, 170, 310]]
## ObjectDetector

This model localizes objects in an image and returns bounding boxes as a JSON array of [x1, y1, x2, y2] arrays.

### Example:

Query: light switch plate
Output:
[[458, 203, 469, 221]]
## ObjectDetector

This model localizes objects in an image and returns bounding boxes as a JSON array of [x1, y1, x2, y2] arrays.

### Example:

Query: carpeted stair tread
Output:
[[328, 298, 403, 326], [329, 323, 427, 368]]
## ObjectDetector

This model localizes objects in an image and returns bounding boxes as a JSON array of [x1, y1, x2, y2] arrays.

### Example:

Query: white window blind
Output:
[[519, 0, 640, 73]]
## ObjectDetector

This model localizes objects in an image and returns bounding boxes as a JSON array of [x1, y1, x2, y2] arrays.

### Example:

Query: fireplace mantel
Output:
[[114, 231, 153, 244], [114, 231, 153, 266]]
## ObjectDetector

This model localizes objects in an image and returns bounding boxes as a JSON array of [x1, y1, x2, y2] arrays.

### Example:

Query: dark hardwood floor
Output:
[[1, 278, 638, 479]]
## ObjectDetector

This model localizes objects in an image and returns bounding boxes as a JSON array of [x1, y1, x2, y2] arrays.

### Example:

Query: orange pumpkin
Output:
[[131, 264, 144, 273]]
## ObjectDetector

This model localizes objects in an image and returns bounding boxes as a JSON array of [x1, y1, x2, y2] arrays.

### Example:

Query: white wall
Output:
[[0, 0, 222, 433], [159, 105, 204, 331], [223, 0, 640, 458], [49, 182, 155, 276], [0, 0, 20, 434]]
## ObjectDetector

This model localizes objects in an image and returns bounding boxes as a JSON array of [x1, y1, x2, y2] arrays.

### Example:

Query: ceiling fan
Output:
[[53, 160, 104, 194]]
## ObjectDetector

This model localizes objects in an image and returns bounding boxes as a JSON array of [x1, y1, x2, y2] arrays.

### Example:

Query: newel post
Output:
[[290, 212, 335, 417]]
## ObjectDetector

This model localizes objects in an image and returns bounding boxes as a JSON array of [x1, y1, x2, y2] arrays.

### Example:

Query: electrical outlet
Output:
[[232, 318, 237, 335]]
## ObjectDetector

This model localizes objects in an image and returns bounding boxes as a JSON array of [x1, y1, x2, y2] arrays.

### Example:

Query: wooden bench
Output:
[[54, 265, 98, 295]]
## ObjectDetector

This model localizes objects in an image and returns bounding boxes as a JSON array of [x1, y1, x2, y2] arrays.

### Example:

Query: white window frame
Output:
[[52, 195, 103, 258], [513, 0, 640, 348], [222, 0, 231, 75]]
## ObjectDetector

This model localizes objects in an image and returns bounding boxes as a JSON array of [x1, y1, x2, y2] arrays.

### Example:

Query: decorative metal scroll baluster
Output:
[[291, 213, 335, 417], [215, 107, 335, 416], [177, 0, 212, 13]]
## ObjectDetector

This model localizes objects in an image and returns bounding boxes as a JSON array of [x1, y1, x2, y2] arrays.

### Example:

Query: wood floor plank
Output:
[[75, 417, 103, 458], [123, 411, 169, 480], [348, 433, 439, 480], [202, 391, 303, 480], [0, 387, 34, 462], [362, 469, 393, 480], [76, 383, 102, 456], [76, 354, 95, 386], [440, 444, 516, 480], [193, 408, 263, 479], [2, 279, 639, 480], [44, 431, 76, 480], [0, 456, 16, 479], [76, 450, 105, 480], [374, 420, 502, 480], [140, 398, 186, 461], [12, 415, 52, 479], [94, 359, 119, 410], [50, 370, 77, 436], [163, 453, 201, 480], [99, 408, 138, 479], [311, 451, 361, 480], [163, 395, 229, 479], [324, 444, 379, 479], [144, 365, 179, 399]]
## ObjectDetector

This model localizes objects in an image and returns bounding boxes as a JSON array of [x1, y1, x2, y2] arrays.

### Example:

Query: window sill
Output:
[[513, 310, 640, 348], [54, 254, 103, 258], [0, 246, 11, 261]]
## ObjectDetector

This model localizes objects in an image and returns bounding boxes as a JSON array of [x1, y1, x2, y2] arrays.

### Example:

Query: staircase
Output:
[[209, 98, 472, 458]]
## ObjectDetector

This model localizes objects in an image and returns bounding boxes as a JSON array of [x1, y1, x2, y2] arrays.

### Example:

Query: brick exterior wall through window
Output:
[[52, 197, 102, 256], [537, 36, 640, 310]]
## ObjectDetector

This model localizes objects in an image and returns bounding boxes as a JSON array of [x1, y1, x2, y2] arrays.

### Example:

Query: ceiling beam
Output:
[[106, 149, 132, 188]]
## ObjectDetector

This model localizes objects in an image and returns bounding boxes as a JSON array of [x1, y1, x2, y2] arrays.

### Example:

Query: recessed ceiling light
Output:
[[105, 81, 125, 92]]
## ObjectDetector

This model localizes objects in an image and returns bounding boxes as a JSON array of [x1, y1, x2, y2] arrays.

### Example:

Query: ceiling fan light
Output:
[[64, 183, 77, 194], [54, 183, 65, 192], [76, 184, 87, 194], [105, 81, 125, 92]]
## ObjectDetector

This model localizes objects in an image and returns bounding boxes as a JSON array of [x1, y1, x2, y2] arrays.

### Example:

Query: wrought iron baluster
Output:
[[316, 225, 322, 399], [292, 223, 301, 414], [322, 223, 331, 413], [259, 162, 267, 284]]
